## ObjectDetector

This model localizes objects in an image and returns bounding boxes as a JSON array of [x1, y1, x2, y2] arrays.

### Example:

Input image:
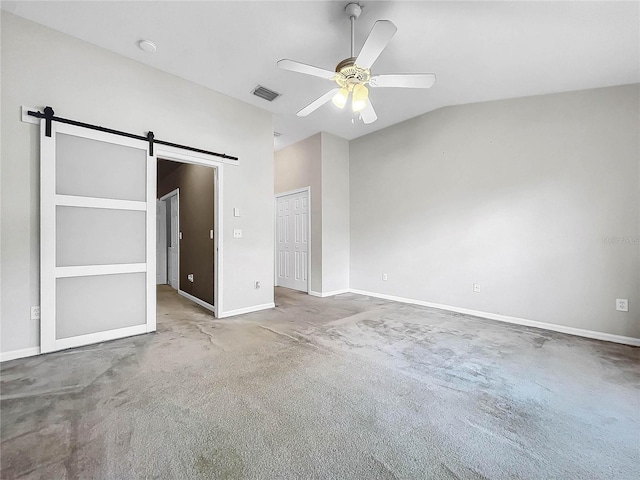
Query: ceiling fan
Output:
[[278, 3, 436, 124]]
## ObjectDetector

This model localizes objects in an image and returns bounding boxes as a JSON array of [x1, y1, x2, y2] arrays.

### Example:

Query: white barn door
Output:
[[276, 190, 309, 292], [40, 120, 156, 353]]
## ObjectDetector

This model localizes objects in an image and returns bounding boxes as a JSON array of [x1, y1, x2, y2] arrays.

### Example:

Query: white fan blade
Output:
[[369, 74, 436, 89], [360, 99, 378, 124], [355, 20, 397, 69], [278, 59, 336, 80], [297, 88, 340, 117]]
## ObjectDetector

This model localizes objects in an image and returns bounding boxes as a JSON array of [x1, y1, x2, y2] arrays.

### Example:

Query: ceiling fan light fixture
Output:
[[278, 3, 435, 123], [351, 84, 369, 112], [332, 87, 349, 109]]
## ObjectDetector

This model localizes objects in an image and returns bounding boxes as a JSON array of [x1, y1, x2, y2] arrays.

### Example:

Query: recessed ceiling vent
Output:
[[252, 85, 281, 102]]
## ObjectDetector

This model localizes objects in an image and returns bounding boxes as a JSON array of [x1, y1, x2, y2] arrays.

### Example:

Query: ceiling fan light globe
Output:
[[351, 84, 369, 112], [332, 88, 349, 109], [352, 100, 367, 112]]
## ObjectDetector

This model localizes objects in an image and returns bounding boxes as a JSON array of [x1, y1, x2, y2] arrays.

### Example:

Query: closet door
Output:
[[276, 190, 309, 292], [40, 121, 156, 353]]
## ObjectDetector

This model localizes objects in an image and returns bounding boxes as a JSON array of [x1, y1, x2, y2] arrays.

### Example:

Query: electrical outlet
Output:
[[255, 281, 261, 289], [473, 283, 481, 293], [382, 273, 388, 281], [30, 306, 40, 320], [187, 274, 194, 283], [233, 229, 242, 238], [616, 298, 629, 312]]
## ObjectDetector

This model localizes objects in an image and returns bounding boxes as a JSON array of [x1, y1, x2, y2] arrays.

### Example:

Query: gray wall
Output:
[[321, 132, 350, 293], [350, 85, 639, 338], [274, 134, 322, 293], [1, 13, 274, 355], [274, 132, 351, 295]]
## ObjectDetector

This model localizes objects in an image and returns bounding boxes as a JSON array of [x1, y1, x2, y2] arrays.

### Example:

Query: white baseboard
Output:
[[322, 288, 350, 297], [1, 347, 41, 363], [219, 303, 275, 318], [309, 289, 350, 298], [178, 290, 216, 314], [349, 289, 640, 347]]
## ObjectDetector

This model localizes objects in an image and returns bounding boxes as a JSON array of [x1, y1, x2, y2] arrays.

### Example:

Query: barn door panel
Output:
[[40, 121, 155, 353]]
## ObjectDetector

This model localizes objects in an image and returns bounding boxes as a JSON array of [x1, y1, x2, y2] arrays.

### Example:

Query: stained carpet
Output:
[[1, 286, 638, 479]]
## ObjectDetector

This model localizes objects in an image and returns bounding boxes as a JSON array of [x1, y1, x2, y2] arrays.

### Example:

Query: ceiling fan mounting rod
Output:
[[345, 3, 362, 58], [350, 16, 355, 57]]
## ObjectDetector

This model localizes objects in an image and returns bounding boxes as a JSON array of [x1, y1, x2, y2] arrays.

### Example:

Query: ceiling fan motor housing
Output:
[[334, 57, 370, 90]]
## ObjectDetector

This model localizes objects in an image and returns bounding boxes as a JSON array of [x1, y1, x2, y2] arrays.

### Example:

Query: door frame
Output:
[[159, 188, 180, 291], [156, 198, 168, 285], [274, 187, 311, 294], [155, 146, 223, 316]]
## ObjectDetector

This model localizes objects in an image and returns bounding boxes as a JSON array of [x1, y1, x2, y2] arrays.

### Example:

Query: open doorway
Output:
[[157, 158, 216, 313], [157, 189, 179, 290]]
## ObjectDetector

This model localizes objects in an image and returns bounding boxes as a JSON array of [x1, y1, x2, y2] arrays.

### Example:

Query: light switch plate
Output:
[[234, 208, 241, 217], [233, 229, 242, 238]]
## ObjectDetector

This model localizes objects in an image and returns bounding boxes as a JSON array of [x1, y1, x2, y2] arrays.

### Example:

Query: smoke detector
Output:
[[138, 39, 157, 53]]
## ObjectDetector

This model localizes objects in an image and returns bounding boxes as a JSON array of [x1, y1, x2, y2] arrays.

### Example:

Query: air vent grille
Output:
[[252, 85, 281, 102]]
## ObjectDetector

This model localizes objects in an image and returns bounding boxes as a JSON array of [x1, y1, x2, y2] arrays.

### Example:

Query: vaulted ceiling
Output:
[[3, 1, 639, 150]]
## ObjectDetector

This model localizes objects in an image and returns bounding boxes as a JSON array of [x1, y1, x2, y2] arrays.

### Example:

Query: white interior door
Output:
[[40, 120, 155, 353], [168, 194, 180, 290], [276, 190, 309, 292], [156, 200, 167, 284]]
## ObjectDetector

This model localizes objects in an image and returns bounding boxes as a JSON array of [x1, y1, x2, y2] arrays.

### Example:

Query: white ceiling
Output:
[[3, 1, 639, 151]]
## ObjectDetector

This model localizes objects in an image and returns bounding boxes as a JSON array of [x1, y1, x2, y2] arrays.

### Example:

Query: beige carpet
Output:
[[1, 286, 638, 479]]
